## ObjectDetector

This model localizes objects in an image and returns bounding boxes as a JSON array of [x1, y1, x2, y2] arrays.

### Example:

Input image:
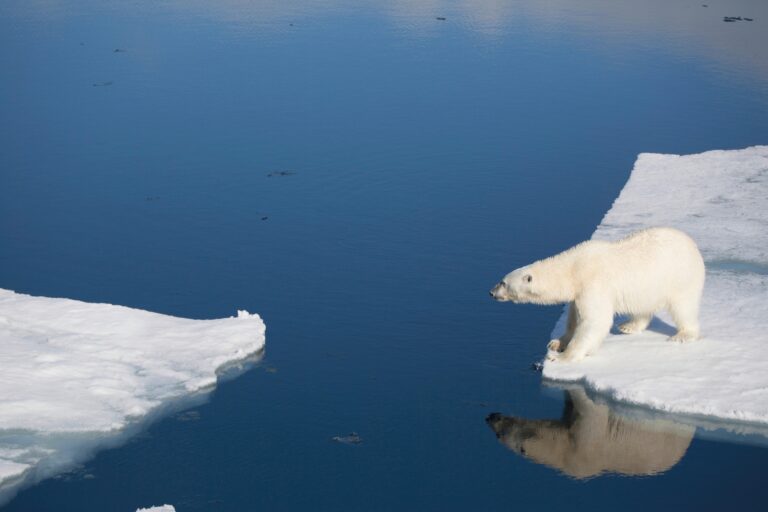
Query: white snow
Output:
[[543, 145, 768, 424], [0, 290, 265, 503], [0, 460, 29, 485], [136, 506, 176, 512]]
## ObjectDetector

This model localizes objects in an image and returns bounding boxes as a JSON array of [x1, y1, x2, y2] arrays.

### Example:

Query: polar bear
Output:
[[485, 387, 694, 478], [490, 227, 705, 362]]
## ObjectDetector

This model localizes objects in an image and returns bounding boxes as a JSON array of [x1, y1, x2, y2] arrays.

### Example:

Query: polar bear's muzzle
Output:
[[490, 282, 510, 301]]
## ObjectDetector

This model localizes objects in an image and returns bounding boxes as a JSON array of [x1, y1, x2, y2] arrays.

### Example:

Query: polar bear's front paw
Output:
[[547, 339, 561, 352], [669, 331, 698, 343], [548, 347, 588, 363], [546, 350, 584, 363]]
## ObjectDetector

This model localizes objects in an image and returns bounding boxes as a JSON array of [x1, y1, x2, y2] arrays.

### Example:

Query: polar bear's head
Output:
[[486, 412, 579, 477], [490, 257, 576, 305], [489, 266, 536, 303]]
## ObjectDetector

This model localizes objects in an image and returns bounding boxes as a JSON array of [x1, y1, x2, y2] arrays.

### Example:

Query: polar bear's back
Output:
[[574, 227, 704, 314]]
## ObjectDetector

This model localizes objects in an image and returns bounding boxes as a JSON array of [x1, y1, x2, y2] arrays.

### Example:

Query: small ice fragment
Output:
[[332, 432, 362, 445]]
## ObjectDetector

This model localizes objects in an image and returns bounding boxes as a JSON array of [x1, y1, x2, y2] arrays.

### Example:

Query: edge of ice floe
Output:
[[0, 290, 266, 501]]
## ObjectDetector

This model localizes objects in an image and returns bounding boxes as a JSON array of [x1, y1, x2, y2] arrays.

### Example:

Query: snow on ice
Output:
[[0, 291, 265, 504]]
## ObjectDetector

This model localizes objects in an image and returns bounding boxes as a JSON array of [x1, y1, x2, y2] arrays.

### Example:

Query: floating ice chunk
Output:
[[591, 146, 768, 262], [136, 506, 176, 512], [332, 432, 362, 445], [0, 290, 265, 504], [543, 146, 768, 424]]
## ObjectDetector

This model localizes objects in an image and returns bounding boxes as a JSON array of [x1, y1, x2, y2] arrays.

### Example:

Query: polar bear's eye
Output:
[[525, 275, 532, 283]]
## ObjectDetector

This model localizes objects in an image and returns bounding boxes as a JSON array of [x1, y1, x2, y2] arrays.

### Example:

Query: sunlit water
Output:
[[1, 1, 768, 510]]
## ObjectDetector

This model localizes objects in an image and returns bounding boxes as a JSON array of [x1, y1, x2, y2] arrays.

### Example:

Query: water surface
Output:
[[1, 0, 767, 510]]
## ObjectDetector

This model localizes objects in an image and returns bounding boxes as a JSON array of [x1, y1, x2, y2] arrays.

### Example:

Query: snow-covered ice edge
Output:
[[0, 289, 265, 505], [542, 146, 768, 426]]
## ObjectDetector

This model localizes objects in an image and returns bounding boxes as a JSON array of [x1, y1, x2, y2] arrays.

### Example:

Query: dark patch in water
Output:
[[175, 410, 201, 422]]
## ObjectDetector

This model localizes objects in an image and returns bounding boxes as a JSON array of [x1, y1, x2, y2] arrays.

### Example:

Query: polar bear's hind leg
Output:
[[618, 314, 652, 335], [668, 296, 701, 342]]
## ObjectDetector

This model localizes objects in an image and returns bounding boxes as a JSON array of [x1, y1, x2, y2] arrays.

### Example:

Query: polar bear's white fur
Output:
[[490, 227, 705, 362]]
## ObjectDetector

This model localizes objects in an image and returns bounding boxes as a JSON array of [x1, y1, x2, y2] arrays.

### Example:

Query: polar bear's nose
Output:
[[486, 412, 502, 423]]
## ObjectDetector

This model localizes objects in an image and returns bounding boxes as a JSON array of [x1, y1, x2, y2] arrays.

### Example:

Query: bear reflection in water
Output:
[[486, 388, 694, 478]]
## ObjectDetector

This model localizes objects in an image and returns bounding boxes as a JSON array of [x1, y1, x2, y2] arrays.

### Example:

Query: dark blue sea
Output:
[[1, 1, 767, 510]]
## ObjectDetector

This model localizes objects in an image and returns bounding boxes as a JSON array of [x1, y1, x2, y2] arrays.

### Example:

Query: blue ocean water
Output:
[[1, 1, 767, 510]]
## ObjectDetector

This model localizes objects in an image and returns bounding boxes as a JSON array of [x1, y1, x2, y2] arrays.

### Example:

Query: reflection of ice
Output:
[[543, 146, 768, 425], [148, 1, 768, 79], [7, 0, 766, 80], [0, 289, 265, 505], [551, 384, 768, 447], [487, 387, 694, 479]]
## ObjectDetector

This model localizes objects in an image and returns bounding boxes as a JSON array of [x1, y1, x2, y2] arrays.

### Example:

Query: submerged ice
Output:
[[543, 146, 768, 424], [0, 290, 265, 503]]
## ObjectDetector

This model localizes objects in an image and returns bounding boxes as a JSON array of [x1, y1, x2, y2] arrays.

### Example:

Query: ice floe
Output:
[[543, 146, 768, 425], [136, 506, 176, 512], [0, 290, 265, 504]]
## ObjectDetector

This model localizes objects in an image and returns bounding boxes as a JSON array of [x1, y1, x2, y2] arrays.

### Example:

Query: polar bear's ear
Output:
[[524, 274, 532, 283]]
